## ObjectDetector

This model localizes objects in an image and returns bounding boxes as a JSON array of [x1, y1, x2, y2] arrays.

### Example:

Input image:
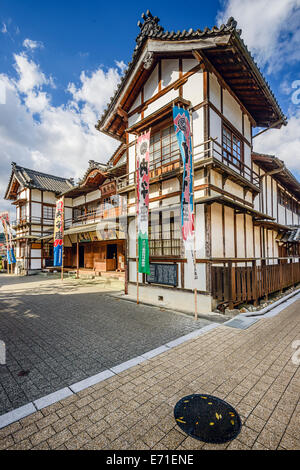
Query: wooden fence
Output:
[[211, 259, 300, 308]]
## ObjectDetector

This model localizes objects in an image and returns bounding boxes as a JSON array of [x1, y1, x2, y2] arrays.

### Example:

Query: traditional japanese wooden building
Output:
[[4, 162, 74, 274], [96, 11, 300, 313], [46, 151, 128, 275]]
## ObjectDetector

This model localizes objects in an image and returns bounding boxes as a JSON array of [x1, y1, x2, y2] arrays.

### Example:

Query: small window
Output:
[[43, 205, 55, 220], [222, 125, 242, 167], [149, 124, 180, 167]]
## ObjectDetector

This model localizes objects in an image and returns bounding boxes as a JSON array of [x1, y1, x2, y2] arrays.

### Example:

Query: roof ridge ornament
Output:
[[135, 10, 164, 53]]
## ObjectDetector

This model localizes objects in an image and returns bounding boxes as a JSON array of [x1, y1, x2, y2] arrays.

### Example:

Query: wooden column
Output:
[[252, 260, 258, 306], [76, 233, 79, 279], [228, 260, 235, 310]]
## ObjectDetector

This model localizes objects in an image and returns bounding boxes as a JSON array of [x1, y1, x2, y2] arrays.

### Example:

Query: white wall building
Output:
[[4, 162, 73, 274], [96, 12, 300, 314]]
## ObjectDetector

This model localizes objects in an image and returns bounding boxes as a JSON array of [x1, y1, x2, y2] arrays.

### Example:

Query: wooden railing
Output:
[[116, 138, 260, 192], [211, 258, 300, 308]]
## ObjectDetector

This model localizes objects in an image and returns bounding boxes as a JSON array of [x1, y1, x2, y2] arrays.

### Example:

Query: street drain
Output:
[[17, 370, 30, 377], [174, 394, 241, 444]]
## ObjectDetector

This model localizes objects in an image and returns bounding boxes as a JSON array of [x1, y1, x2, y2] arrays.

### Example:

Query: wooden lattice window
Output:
[[149, 211, 181, 257], [222, 125, 242, 167], [149, 124, 180, 169]]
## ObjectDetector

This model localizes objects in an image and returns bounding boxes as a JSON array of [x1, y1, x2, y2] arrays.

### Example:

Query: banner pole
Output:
[[135, 138, 139, 304], [190, 108, 198, 321]]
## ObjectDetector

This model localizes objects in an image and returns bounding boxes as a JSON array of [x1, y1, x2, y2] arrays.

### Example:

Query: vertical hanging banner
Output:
[[53, 197, 64, 267], [0, 212, 16, 264], [136, 130, 151, 274], [173, 106, 198, 280]]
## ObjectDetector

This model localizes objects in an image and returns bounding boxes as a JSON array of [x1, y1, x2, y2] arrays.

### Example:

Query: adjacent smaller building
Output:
[[4, 162, 74, 274]]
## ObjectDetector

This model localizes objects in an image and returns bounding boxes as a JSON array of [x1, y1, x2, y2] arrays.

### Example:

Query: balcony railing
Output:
[[12, 216, 54, 227], [211, 257, 300, 308], [116, 138, 260, 192], [65, 204, 126, 228]]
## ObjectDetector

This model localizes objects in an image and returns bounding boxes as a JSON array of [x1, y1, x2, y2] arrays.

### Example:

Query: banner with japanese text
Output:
[[0, 211, 16, 264], [53, 197, 64, 267], [173, 106, 198, 281], [136, 131, 151, 274]]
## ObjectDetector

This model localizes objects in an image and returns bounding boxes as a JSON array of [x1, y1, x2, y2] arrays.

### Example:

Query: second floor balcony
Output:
[[65, 203, 127, 229], [11, 216, 55, 228], [116, 138, 260, 194]]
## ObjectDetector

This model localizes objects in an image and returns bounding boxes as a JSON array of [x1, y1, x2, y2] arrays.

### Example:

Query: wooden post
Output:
[[76, 233, 79, 279], [228, 260, 235, 310], [262, 259, 267, 301], [252, 259, 258, 306]]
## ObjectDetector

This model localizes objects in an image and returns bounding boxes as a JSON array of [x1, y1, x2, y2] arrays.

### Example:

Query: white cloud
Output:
[[23, 38, 44, 50], [217, 0, 300, 180], [254, 107, 300, 177], [0, 51, 122, 218], [1, 23, 7, 34], [14, 53, 49, 94], [217, 0, 300, 73]]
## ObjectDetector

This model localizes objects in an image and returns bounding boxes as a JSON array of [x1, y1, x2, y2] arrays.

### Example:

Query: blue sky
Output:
[[0, 0, 300, 217]]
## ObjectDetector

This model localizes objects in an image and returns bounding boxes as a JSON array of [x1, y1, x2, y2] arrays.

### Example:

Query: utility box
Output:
[[0, 341, 5, 365]]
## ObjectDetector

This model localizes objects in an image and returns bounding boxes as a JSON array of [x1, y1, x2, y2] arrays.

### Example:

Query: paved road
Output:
[[0, 274, 215, 414], [0, 289, 299, 450]]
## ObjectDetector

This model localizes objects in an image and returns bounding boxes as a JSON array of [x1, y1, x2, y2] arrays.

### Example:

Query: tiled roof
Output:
[[5, 162, 74, 198], [97, 12, 285, 130]]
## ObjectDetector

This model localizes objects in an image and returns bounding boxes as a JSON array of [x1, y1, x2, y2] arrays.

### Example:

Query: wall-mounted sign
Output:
[[146, 263, 177, 287]]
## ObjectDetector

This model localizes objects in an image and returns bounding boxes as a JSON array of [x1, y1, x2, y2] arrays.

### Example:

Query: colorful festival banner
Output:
[[0, 212, 16, 264], [53, 197, 64, 267], [173, 106, 198, 280], [136, 131, 151, 274]]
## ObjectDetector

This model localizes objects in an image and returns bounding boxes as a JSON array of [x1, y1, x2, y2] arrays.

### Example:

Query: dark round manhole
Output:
[[174, 394, 242, 444]]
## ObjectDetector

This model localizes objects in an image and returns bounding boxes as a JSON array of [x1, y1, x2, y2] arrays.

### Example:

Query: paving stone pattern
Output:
[[1, 295, 299, 450], [0, 276, 211, 414]]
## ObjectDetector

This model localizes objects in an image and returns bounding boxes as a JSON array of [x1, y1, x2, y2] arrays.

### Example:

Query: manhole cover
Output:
[[174, 394, 241, 444]]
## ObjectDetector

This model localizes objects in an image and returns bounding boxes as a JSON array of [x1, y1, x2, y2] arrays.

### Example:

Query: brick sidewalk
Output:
[[0, 300, 299, 450]]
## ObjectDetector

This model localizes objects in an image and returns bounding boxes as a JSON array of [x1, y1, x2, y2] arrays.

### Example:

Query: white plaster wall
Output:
[[182, 69, 203, 105], [224, 180, 244, 199], [246, 214, 253, 258], [209, 72, 221, 110], [161, 59, 179, 88], [31, 189, 41, 202], [210, 109, 222, 149], [194, 169, 205, 186], [236, 214, 245, 257], [43, 192, 57, 204], [211, 203, 223, 258], [195, 203, 205, 258], [254, 226, 261, 258], [73, 195, 85, 207], [86, 189, 101, 203], [145, 89, 178, 116], [223, 89, 243, 134], [162, 178, 179, 195], [224, 206, 235, 257], [144, 64, 159, 102], [128, 283, 212, 314], [244, 115, 251, 142], [192, 108, 204, 153]]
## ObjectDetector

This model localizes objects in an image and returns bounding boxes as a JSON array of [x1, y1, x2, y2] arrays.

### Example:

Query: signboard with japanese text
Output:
[[53, 198, 64, 266], [173, 106, 197, 281], [136, 131, 151, 274]]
